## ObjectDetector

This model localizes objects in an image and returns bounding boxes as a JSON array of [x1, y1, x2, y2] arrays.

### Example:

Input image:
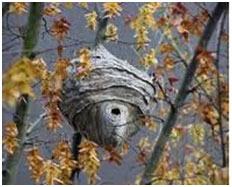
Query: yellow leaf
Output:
[[43, 3, 61, 16], [85, 11, 98, 31], [188, 124, 205, 145], [78, 139, 100, 184], [140, 48, 158, 67], [103, 2, 122, 18], [167, 165, 180, 180], [120, 142, 129, 156], [105, 23, 118, 41], [170, 125, 184, 141], [26, 147, 45, 184], [134, 173, 142, 185], [79, 2, 88, 9], [160, 43, 174, 54], [163, 55, 174, 69], [137, 137, 150, 150], [44, 160, 61, 185], [185, 160, 196, 177], [76, 48, 93, 79], [3, 57, 46, 106], [134, 26, 150, 50], [130, 3, 161, 50], [140, 116, 158, 131], [9, 2, 28, 15]]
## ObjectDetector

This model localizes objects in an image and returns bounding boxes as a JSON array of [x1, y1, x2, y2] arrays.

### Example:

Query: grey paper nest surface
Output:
[[59, 45, 156, 146]]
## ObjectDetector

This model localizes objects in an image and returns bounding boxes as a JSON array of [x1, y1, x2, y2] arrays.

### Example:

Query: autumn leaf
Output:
[[170, 3, 207, 41], [43, 160, 62, 185], [103, 2, 122, 18], [52, 140, 77, 184], [171, 2, 187, 16], [131, 3, 160, 30], [140, 48, 158, 67], [78, 2, 88, 9], [43, 3, 61, 16], [197, 48, 215, 65], [185, 160, 196, 177], [168, 77, 179, 86], [85, 11, 98, 31], [76, 48, 93, 79], [130, 3, 161, 50], [3, 57, 46, 106], [221, 30, 229, 42], [134, 26, 150, 50], [135, 173, 143, 185], [176, 19, 191, 42], [219, 82, 229, 116], [3, 122, 19, 155], [27, 141, 77, 185], [45, 103, 63, 131], [156, 17, 168, 29], [120, 142, 129, 156], [78, 139, 100, 184], [140, 116, 158, 131], [51, 17, 71, 42], [160, 43, 174, 54], [104, 145, 122, 165], [188, 124, 205, 145], [137, 137, 150, 150], [9, 2, 28, 15], [26, 147, 45, 184], [167, 164, 180, 180], [53, 58, 70, 80], [136, 137, 151, 164], [105, 23, 118, 41], [163, 55, 174, 69], [41, 58, 70, 131], [170, 125, 185, 141], [198, 103, 219, 126]]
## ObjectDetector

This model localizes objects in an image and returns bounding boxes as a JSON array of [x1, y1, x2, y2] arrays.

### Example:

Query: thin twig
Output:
[[6, 13, 23, 38], [26, 113, 46, 135]]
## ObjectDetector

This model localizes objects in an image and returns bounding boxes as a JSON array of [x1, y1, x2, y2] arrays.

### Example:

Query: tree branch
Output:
[[140, 2, 228, 184], [93, 3, 109, 47], [2, 3, 44, 185], [70, 132, 82, 183], [214, 9, 227, 167], [2, 2, 10, 17]]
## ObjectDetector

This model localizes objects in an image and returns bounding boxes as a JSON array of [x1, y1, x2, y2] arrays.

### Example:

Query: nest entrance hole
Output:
[[111, 108, 121, 115]]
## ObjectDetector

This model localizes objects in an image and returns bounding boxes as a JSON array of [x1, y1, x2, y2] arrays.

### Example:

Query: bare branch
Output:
[[26, 113, 46, 135], [93, 3, 109, 47]]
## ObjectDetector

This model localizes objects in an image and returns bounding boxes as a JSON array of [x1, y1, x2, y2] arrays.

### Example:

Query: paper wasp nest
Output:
[[59, 45, 156, 146]]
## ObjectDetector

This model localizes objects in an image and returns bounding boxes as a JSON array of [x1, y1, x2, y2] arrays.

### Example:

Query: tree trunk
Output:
[[2, 3, 44, 185]]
